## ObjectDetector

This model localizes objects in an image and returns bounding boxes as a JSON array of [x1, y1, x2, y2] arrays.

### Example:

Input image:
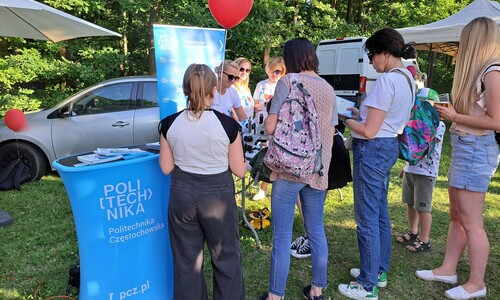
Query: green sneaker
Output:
[[350, 268, 387, 288], [338, 282, 378, 300]]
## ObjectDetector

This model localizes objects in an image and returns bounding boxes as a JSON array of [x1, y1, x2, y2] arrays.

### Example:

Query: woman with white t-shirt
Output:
[[212, 60, 247, 122], [337, 28, 416, 300], [253, 56, 286, 118]]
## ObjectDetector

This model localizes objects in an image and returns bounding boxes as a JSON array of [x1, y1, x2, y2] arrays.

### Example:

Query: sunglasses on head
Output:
[[223, 71, 240, 82], [239, 67, 251, 73], [272, 70, 282, 75]]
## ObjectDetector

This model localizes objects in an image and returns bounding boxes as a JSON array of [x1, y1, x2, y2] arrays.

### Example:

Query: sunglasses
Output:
[[239, 67, 251, 73], [272, 70, 282, 76], [223, 71, 240, 82], [367, 51, 381, 62]]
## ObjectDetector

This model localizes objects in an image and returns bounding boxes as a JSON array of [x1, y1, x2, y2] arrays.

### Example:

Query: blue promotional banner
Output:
[[153, 25, 227, 119], [53, 155, 173, 300]]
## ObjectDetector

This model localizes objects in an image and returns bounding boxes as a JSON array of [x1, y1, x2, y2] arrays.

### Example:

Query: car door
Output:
[[133, 81, 161, 144], [51, 82, 136, 158]]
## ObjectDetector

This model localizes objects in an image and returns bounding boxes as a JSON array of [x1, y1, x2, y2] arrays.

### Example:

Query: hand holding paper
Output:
[[336, 96, 356, 118]]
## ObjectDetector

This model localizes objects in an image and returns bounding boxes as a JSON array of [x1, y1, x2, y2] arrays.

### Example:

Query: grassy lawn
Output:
[[1, 130, 500, 299]]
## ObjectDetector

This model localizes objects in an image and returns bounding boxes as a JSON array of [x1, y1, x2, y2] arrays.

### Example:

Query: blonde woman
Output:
[[253, 56, 286, 116], [233, 57, 255, 118], [159, 64, 246, 300], [251, 56, 286, 201], [213, 60, 247, 122], [416, 17, 500, 300]]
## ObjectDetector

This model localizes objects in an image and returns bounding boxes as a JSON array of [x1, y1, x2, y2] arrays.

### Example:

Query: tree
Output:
[[1, 0, 490, 115]]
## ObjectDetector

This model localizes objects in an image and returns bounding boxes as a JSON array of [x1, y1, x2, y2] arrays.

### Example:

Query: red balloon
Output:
[[4, 108, 26, 132], [208, 0, 254, 29]]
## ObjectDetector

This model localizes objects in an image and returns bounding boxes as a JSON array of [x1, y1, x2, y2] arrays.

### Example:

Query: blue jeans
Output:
[[352, 137, 398, 292], [269, 179, 328, 297]]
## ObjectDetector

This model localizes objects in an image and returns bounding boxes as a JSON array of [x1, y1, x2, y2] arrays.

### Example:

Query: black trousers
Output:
[[168, 167, 245, 300]]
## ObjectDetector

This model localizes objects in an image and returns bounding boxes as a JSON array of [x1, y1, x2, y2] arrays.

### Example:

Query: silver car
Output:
[[0, 76, 160, 181]]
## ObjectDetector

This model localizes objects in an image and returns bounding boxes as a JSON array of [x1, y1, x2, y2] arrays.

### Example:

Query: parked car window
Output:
[[71, 83, 134, 115], [140, 82, 159, 108]]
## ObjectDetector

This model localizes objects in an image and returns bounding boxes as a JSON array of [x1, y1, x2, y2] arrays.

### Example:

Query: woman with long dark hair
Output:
[[260, 37, 336, 300], [337, 28, 416, 300]]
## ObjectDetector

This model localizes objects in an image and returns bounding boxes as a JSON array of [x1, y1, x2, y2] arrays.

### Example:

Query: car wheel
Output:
[[0, 142, 48, 182]]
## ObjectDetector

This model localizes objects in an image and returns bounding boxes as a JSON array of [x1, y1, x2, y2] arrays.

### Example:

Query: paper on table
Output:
[[336, 96, 356, 117], [76, 154, 122, 165]]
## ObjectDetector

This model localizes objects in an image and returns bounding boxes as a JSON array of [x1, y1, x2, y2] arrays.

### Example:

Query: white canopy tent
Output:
[[0, 0, 121, 42], [397, 0, 500, 56]]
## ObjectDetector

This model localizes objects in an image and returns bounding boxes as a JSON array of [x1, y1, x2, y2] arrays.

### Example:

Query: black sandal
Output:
[[406, 238, 431, 253], [396, 230, 419, 245]]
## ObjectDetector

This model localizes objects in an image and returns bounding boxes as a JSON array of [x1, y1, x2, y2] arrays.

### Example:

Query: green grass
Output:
[[1, 131, 500, 299]]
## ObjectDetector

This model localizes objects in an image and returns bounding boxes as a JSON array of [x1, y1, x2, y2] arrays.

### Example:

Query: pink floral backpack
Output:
[[264, 73, 323, 179]]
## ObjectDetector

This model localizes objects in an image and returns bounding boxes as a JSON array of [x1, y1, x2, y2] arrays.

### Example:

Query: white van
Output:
[[316, 37, 424, 105]]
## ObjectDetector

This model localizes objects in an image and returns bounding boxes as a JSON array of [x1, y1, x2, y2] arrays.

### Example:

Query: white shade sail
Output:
[[0, 0, 121, 42], [397, 0, 500, 55]]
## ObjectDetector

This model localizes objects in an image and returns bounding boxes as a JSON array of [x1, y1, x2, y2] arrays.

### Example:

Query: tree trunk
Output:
[[358, 0, 365, 32], [346, 0, 353, 23], [0, 38, 8, 57], [263, 41, 270, 67], [427, 51, 437, 88], [58, 47, 72, 91], [148, 0, 160, 75], [118, 4, 129, 77]]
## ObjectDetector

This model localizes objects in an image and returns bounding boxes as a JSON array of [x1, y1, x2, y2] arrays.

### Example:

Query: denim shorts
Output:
[[448, 132, 499, 193]]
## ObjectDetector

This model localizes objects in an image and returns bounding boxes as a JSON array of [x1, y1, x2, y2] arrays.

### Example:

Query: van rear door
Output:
[[317, 37, 379, 104], [317, 38, 364, 103]]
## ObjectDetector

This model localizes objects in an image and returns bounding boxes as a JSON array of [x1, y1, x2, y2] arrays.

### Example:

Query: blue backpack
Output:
[[394, 70, 440, 165]]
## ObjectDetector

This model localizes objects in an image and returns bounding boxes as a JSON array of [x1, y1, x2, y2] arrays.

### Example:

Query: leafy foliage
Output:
[[0, 0, 495, 116]]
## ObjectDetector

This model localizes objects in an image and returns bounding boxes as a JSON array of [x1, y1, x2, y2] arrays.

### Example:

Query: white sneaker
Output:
[[252, 188, 266, 201], [338, 281, 378, 300], [350, 268, 387, 288]]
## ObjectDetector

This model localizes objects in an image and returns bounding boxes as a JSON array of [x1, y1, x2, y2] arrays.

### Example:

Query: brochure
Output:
[[336, 96, 356, 117], [94, 148, 145, 156], [76, 154, 123, 165], [75, 148, 152, 166], [146, 142, 160, 151]]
